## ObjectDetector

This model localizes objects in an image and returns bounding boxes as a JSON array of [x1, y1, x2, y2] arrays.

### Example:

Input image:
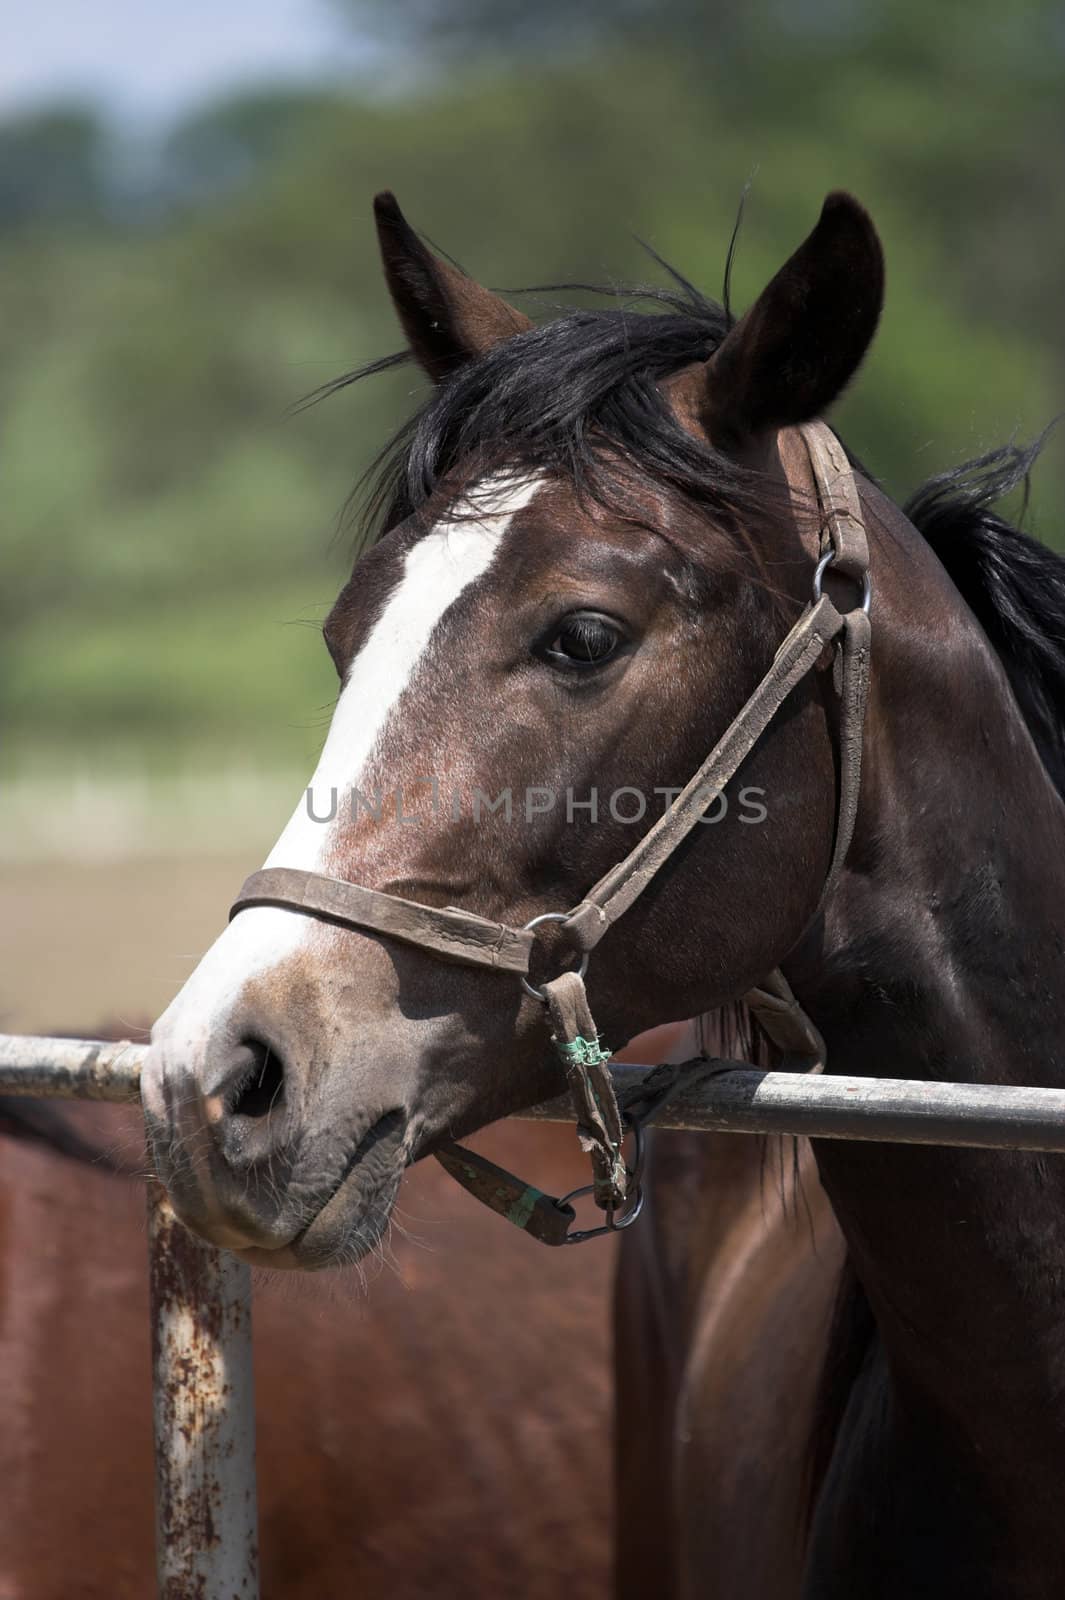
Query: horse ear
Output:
[[373, 191, 533, 382], [704, 192, 884, 438]]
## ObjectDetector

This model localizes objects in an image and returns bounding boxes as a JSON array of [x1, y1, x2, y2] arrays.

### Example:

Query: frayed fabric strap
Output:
[[543, 970, 627, 1211], [437, 969, 630, 1237]]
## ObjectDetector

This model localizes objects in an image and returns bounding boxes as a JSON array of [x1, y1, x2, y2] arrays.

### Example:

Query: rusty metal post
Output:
[[147, 1182, 260, 1599]]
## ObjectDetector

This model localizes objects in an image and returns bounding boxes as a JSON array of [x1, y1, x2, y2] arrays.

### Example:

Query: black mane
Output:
[[316, 278, 791, 551], [905, 434, 1065, 796]]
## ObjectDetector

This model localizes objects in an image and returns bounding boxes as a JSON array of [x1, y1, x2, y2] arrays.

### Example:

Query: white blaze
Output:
[[153, 475, 541, 1036]]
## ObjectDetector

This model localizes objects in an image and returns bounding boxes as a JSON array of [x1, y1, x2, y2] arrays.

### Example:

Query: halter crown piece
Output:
[[231, 421, 872, 1244]]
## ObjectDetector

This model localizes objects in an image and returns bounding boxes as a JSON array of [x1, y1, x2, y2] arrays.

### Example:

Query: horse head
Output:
[[142, 191, 883, 1267]]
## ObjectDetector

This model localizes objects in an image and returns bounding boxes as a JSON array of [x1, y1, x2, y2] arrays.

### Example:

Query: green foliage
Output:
[[0, 104, 111, 230], [2, 10, 1063, 774]]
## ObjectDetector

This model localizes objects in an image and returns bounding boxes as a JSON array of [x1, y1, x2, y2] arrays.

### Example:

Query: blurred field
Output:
[[0, 852, 261, 1033], [0, 769, 301, 1030]]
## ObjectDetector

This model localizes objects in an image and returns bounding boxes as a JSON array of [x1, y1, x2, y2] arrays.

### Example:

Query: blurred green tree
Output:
[[0, 106, 111, 229]]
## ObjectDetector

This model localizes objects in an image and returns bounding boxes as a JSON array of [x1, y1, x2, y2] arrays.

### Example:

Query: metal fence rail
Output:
[[6, 1029, 1065, 1598], [8, 1032, 1065, 1150]]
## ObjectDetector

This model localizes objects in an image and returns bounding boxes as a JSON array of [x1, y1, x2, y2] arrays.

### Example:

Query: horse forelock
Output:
[[309, 274, 797, 570]]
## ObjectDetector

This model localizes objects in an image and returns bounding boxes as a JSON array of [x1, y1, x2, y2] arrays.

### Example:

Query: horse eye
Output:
[[544, 612, 622, 668]]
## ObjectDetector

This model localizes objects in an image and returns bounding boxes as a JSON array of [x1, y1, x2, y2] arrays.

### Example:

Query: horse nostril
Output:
[[228, 1037, 286, 1121]]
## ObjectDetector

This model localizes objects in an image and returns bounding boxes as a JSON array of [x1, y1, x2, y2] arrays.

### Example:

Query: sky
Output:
[[1, 0, 370, 123]]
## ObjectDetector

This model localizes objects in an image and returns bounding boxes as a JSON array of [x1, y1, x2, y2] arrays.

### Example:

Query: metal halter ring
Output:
[[812, 549, 872, 615], [556, 1120, 646, 1244], [520, 911, 590, 1002]]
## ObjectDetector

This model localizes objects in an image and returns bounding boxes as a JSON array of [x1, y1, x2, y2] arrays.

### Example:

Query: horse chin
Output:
[[155, 1105, 412, 1273], [236, 1169, 404, 1272], [258, 1109, 410, 1272]]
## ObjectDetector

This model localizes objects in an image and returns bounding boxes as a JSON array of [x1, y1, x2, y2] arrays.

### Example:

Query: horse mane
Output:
[[905, 432, 1065, 797], [310, 268, 795, 570]]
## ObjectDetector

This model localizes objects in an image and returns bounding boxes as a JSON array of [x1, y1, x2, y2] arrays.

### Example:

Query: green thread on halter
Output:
[[553, 1034, 612, 1070]]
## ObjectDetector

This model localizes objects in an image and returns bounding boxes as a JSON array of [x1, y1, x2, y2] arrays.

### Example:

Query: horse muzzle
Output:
[[141, 1026, 411, 1270]]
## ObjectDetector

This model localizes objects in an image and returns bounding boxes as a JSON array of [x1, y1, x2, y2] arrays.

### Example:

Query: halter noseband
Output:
[[230, 421, 872, 1243]]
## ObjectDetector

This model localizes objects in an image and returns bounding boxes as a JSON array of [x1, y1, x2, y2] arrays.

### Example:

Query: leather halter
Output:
[[230, 420, 872, 1241]]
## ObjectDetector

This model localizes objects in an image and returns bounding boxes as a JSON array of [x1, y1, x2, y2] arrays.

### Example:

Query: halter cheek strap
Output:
[[229, 419, 871, 1242], [560, 589, 850, 954]]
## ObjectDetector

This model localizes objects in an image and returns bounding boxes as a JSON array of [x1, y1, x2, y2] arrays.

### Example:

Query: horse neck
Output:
[[787, 479, 1065, 1460]]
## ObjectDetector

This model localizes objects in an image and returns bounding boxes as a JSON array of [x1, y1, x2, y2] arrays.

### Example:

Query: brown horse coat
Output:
[[1, 1103, 613, 1599]]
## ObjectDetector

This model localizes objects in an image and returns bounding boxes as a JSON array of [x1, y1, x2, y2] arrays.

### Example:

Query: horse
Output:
[[614, 438, 1065, 1599], [140, 186, 1065, 1594]]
